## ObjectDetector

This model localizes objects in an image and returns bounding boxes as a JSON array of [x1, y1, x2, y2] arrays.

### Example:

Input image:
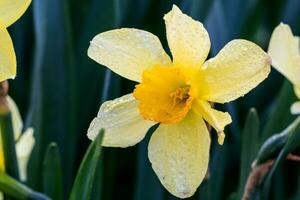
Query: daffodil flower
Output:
[[87, 5, 270, 198], [0, 0, 31, 81], [268, 23, 300, 115], [0, 96, 35, 182]]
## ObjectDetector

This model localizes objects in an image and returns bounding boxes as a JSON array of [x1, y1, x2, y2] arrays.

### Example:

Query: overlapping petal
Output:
[[200, 39, 271, 103], [87, 94, 155, 147], [164, 5, 210, 68], [193, 100, 232, 144], [268, 23, 300, 86], [0, 26, 16, 81], [148, 111, 210, 198], [88, 28, 171, 82], [0, 0, 31, 27]]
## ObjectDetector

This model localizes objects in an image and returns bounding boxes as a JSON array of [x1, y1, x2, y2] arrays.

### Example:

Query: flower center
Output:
[[133, 65, 195, 124], [169, 86, 190, 107]]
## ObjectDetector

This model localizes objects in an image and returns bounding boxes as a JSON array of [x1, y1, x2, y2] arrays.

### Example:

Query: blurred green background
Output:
[[6, 0, 300, 199]]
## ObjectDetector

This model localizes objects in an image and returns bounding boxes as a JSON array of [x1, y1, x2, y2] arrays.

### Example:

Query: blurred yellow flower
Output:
[[268, 23, 300, 115], [0, 0, 31, 81], [0, 96, 35, 182], [87, 5, 270, 198]]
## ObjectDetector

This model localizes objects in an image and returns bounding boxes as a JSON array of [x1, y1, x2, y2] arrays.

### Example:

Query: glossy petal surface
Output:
[[87, 94, 155, 147], [88, 28, 171, 82], [148, 112, 210, 198]]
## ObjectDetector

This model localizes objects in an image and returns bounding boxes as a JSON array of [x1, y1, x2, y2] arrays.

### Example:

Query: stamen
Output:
[[169, 86, 190, 107]]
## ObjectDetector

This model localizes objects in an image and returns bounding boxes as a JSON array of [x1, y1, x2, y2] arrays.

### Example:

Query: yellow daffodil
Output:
[[0, 0, 31, 81], [87, 5, 271, 198], [0, 96, 35, 181], [268, 23, 300, 115]]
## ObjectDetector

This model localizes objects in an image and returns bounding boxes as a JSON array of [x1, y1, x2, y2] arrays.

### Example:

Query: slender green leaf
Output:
[[69, 129, 104, 200], [261, 81, 296, 142], [0, 111, 19, 180], [255, 132, 288, 165], [42, 143, 63, 200], [261, 116, 300, 199], [28, 0, 76, 191], [237, 108, 260, 198], [0, 171, 50, 200]]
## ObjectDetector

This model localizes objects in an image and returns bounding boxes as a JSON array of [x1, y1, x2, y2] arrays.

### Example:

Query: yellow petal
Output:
[[7, 96, 23, 139], [88, 28, 171, 82], [164, 5, 210, 68], [268, 23, 300, 86], [192, 100, 232, 145], [200, 39, 271, 103], [87, 94, 155, 147], [16, 127, 34, 181], [0, 0, 31, 27], [0, 143, 4, 171], [294, 86, 300, 99], [0, 26, 16, 81], [148, 111, 210, 198], [291, 101, 300, 115]]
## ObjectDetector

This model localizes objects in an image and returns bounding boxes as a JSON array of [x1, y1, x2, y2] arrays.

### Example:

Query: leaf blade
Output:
[[69, 129, 104, 200], [42, 143, 63, 200]]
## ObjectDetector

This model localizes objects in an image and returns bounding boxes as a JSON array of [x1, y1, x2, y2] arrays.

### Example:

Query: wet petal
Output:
[[0, 26, 16, 81], [164, 5, 210, 68], [88, 28, 171, 82], [148, 112, 210, 198], [201, 39, 271, 103], [193, 100, 232, 145], [0, 0, 31, 27], [16, 128, 35, 181], [87, 94, 155, 147], [268, 23, 300, 86]]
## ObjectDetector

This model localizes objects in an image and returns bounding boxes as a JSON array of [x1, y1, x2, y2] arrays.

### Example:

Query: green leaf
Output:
[[42, 143, 63, 200], [261, 80, 296, 143], [261, 116, 300, 199], [28, 0, 76, 191], [237, 108, 260, 198], [0, 111, 19, 180], [255, 131, 288, 166], [69, 129, 104, 200], [0, 171, 50, 200]]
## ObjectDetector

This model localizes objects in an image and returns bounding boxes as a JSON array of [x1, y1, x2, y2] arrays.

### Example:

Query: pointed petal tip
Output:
[[217, 131, 225, 145], [171, 4, 181, 11]]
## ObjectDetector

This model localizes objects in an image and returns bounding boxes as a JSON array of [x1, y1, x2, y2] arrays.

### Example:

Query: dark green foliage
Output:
[[0, 171, 50, 200], [6, 0, 300, 199], [69, 129, 104, 200], [0, 112, 19, 180], [43, 143, 63, 200]]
